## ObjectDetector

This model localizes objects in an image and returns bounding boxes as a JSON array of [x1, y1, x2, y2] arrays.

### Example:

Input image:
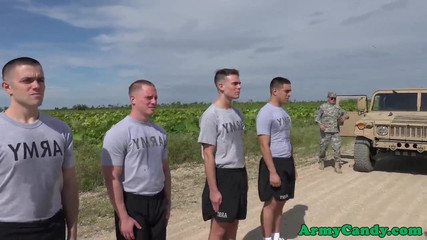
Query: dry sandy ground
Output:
[[80, 151, 427, 240]]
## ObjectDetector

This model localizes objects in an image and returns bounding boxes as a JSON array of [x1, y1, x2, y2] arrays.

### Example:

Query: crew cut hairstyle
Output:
[[2, 57, 41, 81], [214, 68, 239, 86], [270, 77, 291, 94], [128, 79, 155, 96]]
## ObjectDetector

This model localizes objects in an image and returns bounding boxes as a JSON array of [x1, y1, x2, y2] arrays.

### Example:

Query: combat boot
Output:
[[318, 158, 325, 170], [334, 161, 342, 174]]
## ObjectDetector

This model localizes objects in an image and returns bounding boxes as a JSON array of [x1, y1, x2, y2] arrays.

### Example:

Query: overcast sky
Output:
[[0, 0, 426, 109]]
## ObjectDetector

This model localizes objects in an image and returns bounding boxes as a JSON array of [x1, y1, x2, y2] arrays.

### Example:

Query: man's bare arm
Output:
[[202, 143, 221, 212], [61, 167, 79, 240]]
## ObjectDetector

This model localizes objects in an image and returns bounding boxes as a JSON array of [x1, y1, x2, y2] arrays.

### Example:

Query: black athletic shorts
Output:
[[258, 157, 296, 202], [115, 190, 167, 240], [0, 209, 66, 240], [202, 167, 248, 222]]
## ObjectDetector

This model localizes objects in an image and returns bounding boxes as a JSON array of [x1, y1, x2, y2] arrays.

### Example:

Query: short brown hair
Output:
[[270, 77, 291, 94], [214, 68, 239, 86], [128, 79, 155, 96], [2, 57, 41, 81]]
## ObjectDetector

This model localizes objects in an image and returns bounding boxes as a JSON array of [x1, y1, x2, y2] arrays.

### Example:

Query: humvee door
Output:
[[337, 95, 367, 137]]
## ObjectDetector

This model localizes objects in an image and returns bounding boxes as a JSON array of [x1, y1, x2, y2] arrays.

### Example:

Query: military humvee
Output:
[[338, 89, 427, 172]]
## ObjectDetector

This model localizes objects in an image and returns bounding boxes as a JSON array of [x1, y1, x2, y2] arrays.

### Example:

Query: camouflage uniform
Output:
[[314, 97, 347, 172]]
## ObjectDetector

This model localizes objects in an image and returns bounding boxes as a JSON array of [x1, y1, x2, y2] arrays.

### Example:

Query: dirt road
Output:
[[82, 151, 427, 239]]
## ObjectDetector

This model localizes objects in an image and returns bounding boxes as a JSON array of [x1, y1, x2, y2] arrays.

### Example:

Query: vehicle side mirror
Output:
[[357, 96, 367, 112]]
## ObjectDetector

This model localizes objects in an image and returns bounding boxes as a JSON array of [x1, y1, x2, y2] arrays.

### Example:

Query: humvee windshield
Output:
[[372, 93, 417, 111]]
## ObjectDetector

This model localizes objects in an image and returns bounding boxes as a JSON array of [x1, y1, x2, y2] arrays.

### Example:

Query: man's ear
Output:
[[2, 81, 12, 96], [217, 82, 224, 92], [271, 88, 277, 96], [129, 95, 136, 105]]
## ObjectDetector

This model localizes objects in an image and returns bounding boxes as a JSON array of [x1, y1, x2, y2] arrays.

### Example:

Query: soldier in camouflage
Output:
[[314, 92, 349, 174]]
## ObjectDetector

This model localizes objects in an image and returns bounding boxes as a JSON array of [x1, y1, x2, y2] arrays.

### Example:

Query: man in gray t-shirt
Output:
[[198, 68, 247, 240], [101, 80, 171, 240], [0, 57, 79, 240], [198, 105, 245, 168], [256, 77, 296, 240]]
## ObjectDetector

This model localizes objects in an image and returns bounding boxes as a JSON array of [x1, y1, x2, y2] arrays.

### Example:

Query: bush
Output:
[[74, 141, 104, 192], [167, 133, 201, 166], [72, 104, 90, 110]]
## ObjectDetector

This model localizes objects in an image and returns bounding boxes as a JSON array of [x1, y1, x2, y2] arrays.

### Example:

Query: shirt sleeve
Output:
[[198, 111, 218, 146], [256, 108, 272, 136], [162, 134, 168, 161], [314, 105, 323, 124], [101, 127, 128, 166]]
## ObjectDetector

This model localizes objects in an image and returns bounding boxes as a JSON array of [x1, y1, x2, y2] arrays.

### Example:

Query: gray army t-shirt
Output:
[[0, 112, 75, 222], [198, 104, 245, 168], [101, 116, 168, 195], [256, 103, 292, 158]]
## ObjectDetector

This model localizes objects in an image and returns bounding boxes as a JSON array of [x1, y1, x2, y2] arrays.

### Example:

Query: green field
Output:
[[42, 101, 357, 191]]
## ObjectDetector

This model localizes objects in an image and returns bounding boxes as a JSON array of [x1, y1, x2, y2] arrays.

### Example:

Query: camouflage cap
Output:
[[327, 92, 337, 98]]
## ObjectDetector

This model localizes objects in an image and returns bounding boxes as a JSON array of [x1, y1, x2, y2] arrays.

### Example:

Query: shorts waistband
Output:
[[272, 157, 293, 161], [124, 189, 165, 200], [215, 167, 246, 172], [0, 209, 64, 227]]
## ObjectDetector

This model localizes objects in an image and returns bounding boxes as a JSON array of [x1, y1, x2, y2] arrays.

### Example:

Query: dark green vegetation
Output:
[[42, 101, 357, 191]]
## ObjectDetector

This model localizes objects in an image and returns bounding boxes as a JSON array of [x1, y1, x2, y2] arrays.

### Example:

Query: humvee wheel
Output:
[[354, 137, 375, 172]]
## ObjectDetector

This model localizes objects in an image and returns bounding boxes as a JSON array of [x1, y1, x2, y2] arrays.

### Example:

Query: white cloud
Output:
[[2, 0, 426, 108]]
